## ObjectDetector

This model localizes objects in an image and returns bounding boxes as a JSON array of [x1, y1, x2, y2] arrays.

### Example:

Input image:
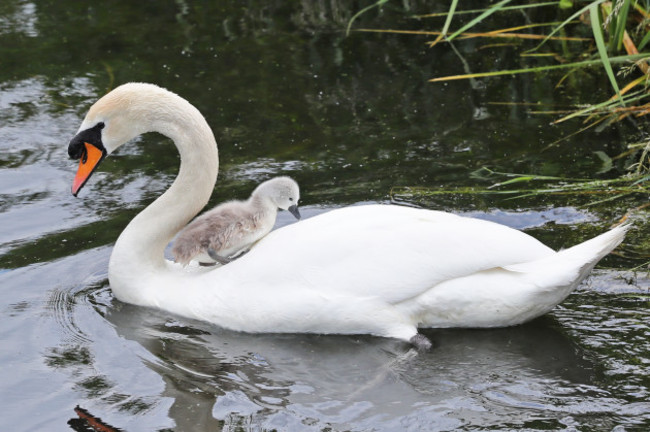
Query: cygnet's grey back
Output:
[[172, 176, 300, 266]]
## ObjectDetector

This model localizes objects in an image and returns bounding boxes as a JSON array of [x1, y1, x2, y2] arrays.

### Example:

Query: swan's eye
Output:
[[289, 197, 293, 201]]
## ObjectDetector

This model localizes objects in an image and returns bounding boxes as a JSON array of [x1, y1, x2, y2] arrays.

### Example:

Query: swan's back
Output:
[[209, 205, 555, 303]]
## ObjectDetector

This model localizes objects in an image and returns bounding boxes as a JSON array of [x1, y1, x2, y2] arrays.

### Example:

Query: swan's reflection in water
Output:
[[103, 298, 608, 431]]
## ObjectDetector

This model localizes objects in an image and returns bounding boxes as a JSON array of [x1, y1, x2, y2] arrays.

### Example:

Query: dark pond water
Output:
[[1, 1, 649, 431]]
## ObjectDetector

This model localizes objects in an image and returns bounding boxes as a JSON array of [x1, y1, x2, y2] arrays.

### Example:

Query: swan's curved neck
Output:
[[108, 93, 218, 303]]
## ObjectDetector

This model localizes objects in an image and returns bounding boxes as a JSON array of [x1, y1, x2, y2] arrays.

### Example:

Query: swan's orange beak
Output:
[[72, 142, 106, 196]]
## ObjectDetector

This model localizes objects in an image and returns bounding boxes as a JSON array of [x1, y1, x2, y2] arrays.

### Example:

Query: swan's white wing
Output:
[[207, 205, 555, 304]]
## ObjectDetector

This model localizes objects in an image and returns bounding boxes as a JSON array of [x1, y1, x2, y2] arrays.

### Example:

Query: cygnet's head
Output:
[[253, 176, 301, 219]]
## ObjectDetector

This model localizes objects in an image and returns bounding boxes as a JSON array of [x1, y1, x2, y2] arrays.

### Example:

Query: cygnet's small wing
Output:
[[207, 208, 271, 257], [172, 221, 213, 266], [172, 208, 238, 265], [171, 233, 203, 266], [172, 202, 272, 265]]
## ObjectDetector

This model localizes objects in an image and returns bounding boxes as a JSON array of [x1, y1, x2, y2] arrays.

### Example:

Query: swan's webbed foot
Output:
[[409, 333, 432, 351], [207, 248, 232, 265]]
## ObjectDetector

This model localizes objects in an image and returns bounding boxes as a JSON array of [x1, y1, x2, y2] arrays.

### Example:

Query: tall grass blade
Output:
[[553, 88, 646, 123], [617, 75, 647, 96], [632, 174, 650, 185], [429, 0, 459, 47], [613, 0, 632, 52], [429, 53, 648, 82], [527, 0, 607, 53], [638, 29, 650, 50], [590, 3, 622, 103], [357, 28, 589, 42], [604, 2, 618, 52], [391, 169, 649, 207], [446, 0, 513, 43], [346, 0, 388, 37], [415, 2, 559, 18]]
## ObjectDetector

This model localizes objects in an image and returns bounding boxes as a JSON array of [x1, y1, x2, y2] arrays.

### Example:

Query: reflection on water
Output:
[[0, 0, 649, 430], [2, 241, 647, 431]]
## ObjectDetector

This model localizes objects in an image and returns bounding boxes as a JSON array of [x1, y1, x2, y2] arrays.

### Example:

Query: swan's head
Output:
[[67, 83, 179, 196], [254, 176, 301, 219]]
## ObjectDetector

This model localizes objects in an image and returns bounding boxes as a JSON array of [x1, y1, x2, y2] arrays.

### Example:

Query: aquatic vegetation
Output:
[[390, 167, 650, 207], [351, 0, 650, 176]]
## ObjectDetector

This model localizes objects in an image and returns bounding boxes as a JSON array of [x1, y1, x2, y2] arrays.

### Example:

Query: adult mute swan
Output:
[[68, 83, 628, 349], [172, 176, 301, 266]]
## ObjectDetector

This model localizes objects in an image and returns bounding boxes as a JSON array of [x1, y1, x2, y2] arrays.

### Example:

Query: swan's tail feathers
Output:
[[504, 223, 630, 289]]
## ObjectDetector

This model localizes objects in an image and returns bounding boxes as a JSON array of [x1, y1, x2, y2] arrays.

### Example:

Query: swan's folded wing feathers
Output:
[[223, 205, 557, 305]]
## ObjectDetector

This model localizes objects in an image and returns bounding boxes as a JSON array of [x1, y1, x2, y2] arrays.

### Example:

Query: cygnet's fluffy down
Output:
[[172, 176, 300, 265]]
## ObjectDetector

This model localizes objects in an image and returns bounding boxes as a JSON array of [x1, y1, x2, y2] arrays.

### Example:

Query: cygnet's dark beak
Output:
[[288, 204, 301, 220]]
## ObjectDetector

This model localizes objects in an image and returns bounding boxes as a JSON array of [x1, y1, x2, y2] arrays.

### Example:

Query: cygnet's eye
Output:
[[289, 197, 294, 201]]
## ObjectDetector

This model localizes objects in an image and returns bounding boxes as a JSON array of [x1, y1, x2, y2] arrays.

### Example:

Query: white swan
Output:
[[68, 83, 628, 349], [172, 176, 301, 266]]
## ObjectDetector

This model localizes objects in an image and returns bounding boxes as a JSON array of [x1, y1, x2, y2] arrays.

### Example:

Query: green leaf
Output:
[[553, 87, 647, 123], [559, 0, 573, 9], [439, 0, 459, 39], [446, 0, 512, 42], [527, 0, 607, 53], [346, 0, 389, 37], [590, 3, 622, 103], [594, 150, 613, 174], [429, 53, 649, 82], [428, 0, 459, 47], [418, 2, 560, 17], [612, 0, 632, 52], [638, 30, 650, 50], [631, 174, 650, 185]]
